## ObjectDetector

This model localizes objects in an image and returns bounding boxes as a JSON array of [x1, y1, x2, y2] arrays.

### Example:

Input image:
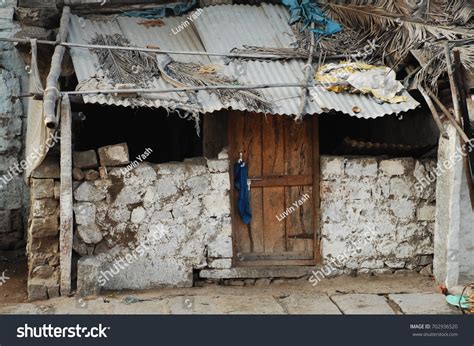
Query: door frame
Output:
[[228, 112, 321, 267]]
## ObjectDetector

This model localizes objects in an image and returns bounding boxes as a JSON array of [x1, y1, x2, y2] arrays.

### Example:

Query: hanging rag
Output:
[[234, 162, 252, 225], [282, 0, 342, 36]]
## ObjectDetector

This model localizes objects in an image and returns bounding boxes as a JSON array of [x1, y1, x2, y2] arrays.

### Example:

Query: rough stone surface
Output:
[[77, 256, 102, 297], [0, 17, 28, 250], [84, 169, 99, 181], [279, 294, 341, 314], [331, 294, 395, 314], [388, 293, 459, 314], [31, 179, 54, 199], [77, 224, 103, 244], [73, 150, 99, 169], [74, 159, 232, 289], [98, 143, 130, 167], [72, 167, 85, 181], [207, 159, 229, 173], [320, 156, 436, 275], [208, 258, 232, 269], [30, 216, 59, 237]]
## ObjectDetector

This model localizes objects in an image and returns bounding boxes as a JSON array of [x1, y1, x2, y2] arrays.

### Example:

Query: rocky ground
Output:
[[0, 256, 460, 314]]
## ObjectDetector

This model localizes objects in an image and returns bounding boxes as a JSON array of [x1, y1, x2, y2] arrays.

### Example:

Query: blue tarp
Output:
[[282, 0, 342, 36], [120, 0, 197, 19]]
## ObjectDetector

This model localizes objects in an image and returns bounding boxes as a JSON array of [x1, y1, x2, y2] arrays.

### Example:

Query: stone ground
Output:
[[0, 252, 460, 314]]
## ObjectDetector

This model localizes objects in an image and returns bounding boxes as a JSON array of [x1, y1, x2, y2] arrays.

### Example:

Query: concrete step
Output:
[[199, 266, 321, 279]]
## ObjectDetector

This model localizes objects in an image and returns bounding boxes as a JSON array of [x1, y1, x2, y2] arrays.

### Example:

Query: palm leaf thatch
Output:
[[89, 34, 272, 112], [91, 34, 160, 87], [323, 0, 474, 91], [164, 60, 272, 112]]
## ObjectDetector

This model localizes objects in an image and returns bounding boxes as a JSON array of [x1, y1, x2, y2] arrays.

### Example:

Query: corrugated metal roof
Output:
[[67, 3, 419, 118]]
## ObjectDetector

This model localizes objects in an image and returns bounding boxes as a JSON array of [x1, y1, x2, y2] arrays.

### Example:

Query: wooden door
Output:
[[229, 112, 320, 266]]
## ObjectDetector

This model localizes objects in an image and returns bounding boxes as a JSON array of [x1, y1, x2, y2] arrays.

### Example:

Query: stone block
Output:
[[344, 158, 378, 177], [73, 150, 98, 169], [74, 202, 96, 225], [321, 156, 344, 180], [380, 158, 414, 176], [389, 200, 416, 220], [28, 280, 48, 301], [389, 177, 413, 198], [77, 256, 102, 297], [417, 204, 436, 221], [98, 143, 129, 167], [77, 224, 103, 244], [31, 156, 60, 179], [47, 285, 60, 298], [72, 167, 84, 181], [331, 294, 395, 314], [74, 181, 107, 202], [210, 173, 230, 192], [30, 237, 59, 254], [30, 216, 58, 237], [185, 175, 210, 196], [208, 235, 232, 258], [131, 206, 147, 224], [384, 259, 405, 269], [84, 169, 99, 181], [203, 194, 230, 218], [32, 198, 58, 218], [360, 259, 384, 269], [31, 179, 54, 199], [208, 258, 232, 269], [207, 159, 229, 173]]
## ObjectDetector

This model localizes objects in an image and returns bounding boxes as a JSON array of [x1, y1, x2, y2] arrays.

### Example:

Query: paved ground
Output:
[[0, 274, 461, 315]]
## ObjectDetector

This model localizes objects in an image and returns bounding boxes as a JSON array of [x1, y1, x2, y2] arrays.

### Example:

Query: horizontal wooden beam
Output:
[[249, 175, 312, 187]]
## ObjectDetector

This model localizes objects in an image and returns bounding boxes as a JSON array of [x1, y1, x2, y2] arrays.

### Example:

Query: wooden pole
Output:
[[0, 36, 350, 61], [43, 7, 71, 129], [59, 95, 73, 296], [444, 43, 462, 123], [297, 23, 316, 121], [62, 82, 308, 96], [418, 86, 449, 139], [427, 90, 470, 143]]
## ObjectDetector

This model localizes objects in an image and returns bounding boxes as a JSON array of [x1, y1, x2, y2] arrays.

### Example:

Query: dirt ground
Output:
[[1, 249, 457, 315], [0, 249, 28, 304]]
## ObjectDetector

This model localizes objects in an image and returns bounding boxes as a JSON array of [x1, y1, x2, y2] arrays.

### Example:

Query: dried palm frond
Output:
[[165, 60, 272, 112], [446, 0, 474, 25], [91, 34, 160, 87], [323, 1, 474, 91], [90, 34, 272, 111]]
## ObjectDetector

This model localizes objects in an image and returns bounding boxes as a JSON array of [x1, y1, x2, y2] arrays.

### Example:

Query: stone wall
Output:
[[73, 146, 232, 294], [320, 156, 437, 275], [0, 1, 28, 250], [26, 157, 61, 300]]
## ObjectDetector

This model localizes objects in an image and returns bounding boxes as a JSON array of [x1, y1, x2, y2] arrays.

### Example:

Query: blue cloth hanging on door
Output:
[[234, 162, 252, 225]]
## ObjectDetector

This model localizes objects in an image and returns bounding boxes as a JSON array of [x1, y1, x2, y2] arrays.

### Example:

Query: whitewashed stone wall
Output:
[[0, 1, 28, 250], [320, 156, 437, 275], [74, 158, 232, 290]]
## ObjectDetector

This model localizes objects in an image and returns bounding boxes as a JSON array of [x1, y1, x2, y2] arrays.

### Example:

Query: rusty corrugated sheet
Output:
[[67, 3, 419, 118]]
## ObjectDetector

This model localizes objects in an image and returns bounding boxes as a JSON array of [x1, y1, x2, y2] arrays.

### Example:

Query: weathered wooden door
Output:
[[229, 112, 320, 266]]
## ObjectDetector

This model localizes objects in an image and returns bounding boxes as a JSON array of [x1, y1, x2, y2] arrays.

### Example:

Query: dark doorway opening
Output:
[[71, 104, 203, 163]]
